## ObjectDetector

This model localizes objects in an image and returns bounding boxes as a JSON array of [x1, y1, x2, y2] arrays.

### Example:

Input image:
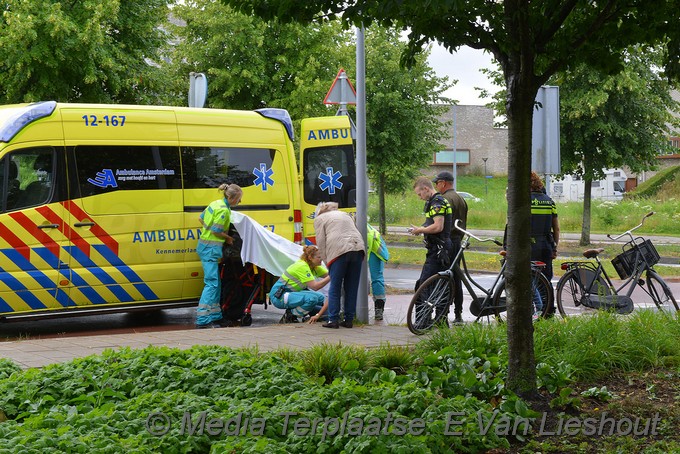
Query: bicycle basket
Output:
[[611, 238, 659, 279]]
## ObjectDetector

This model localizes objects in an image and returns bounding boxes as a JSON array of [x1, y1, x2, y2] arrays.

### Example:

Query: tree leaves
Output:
[[0, 0, 172, 104]]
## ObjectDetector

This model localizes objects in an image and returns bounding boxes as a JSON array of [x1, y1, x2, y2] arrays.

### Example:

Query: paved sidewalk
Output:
[[0, 295, 420, 370]]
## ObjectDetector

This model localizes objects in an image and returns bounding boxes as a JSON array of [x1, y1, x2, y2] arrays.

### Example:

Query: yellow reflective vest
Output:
[[199, 198, 232, 246]]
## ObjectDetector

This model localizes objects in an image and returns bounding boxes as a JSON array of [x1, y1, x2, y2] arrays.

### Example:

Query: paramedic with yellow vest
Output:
[[196, 184, 243, 329], [269, 245, 330, 323], [367, 224, 390, 320]]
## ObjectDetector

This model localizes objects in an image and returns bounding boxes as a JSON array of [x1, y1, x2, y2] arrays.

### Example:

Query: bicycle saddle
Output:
[[583, 248, 605, 259]]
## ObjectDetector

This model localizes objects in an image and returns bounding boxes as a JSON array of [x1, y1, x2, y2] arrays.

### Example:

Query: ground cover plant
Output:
[[1, 312, 679, 452]]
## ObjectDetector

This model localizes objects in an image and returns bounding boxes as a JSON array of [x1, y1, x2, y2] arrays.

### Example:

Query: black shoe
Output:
[[340, 320, 353, 328], [453, 314, 464, 324], [322, 321, 339, 329], [279, 310, 299, 324], [219, 319, 240, 327], [375, 299, 385, 320]]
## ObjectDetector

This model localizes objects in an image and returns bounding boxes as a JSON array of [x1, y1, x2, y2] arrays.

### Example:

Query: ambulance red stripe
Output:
[[8, 212, 60, 257], [0, 221, 30, 260], [36, 206, 92, 256], [61, 201, 119, 255]]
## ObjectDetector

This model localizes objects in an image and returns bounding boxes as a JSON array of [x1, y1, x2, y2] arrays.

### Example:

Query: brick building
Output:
[[430, 104, 508, 178], [430, 101, 680, 186]]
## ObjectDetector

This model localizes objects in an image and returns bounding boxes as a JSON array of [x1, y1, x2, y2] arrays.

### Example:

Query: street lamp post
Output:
[[482, 158, 488, 195]]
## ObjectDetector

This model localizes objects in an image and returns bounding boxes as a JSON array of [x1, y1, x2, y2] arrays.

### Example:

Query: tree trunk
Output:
[[503, 73, 539, 397], [580, 179, 593, 246]]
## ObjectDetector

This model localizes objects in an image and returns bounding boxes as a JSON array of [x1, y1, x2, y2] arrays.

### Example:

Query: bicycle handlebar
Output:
[[454, 219, 503, 246], [606, 211, 654, 241]]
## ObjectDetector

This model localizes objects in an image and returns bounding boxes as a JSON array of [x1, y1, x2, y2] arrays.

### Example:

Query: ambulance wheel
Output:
[[241, 314, 252, 326]]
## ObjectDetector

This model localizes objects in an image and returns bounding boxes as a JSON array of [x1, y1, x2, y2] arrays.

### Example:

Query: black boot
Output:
[[374, 299, 385, 320]]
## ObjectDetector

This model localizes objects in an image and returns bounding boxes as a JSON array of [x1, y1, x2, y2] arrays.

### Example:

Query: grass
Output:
[[375, 173, 680, 277], [370, 174, 680, 237], [415, 309, 680, 381]]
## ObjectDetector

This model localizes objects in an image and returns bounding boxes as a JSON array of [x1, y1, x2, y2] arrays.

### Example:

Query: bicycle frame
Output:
[[407, 220, 555, 334], [442, 222, 510, 320], [557, 211, 675, 315], [562, 250, 644, 300]]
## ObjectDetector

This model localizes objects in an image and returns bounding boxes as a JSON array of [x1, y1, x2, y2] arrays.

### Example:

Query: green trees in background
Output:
[[163, 0, 353, 117], [0, 0, 173, 104], [555, 46, 680, 245], [362, 29, 450, 233]]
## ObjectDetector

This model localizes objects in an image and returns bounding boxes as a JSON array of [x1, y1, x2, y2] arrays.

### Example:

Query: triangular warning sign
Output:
[[323, 69, 357, 105]]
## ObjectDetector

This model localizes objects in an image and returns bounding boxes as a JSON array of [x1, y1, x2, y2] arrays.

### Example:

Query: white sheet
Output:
[[230, 211, 303, 278]]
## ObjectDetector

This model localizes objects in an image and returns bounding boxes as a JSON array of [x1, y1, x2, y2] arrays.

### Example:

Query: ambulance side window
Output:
[[1, 148, 55, 211], [182, 147, 275, 188], [303, 144, 356, 208], [74, 146, 181, 196]]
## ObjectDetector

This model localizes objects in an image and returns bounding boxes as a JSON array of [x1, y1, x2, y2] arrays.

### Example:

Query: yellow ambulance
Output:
[[0, 101, 355, 320]]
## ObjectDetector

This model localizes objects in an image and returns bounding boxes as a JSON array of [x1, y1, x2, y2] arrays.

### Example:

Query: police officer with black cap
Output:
[[433, 171, 468, 323]]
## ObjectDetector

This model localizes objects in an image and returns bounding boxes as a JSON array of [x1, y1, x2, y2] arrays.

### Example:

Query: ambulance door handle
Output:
[[74, 221, 95, 227], [38, 224, 60, 229]]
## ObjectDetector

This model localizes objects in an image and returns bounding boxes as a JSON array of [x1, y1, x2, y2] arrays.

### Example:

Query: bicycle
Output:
[[406, 220, 554, 335], [555, 212, 678, 317]]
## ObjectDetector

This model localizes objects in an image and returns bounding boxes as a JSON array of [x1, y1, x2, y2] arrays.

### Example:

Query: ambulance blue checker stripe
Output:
[[0, 265, 48, 311], [62, 246, 135, 303], [92, 245, 158, 300], [2, 248, 73, 309], [0, 295, 13, 314], [28, 248, 78, 307]]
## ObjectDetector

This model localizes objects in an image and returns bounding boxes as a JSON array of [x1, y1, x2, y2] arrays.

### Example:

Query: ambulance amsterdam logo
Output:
[[319, 167, 343, 195], [87, 169, 118, 188], [253, 163, 274, 191]]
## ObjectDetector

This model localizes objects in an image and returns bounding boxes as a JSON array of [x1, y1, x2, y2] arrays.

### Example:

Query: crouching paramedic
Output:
[[269, 245, 331, 323]]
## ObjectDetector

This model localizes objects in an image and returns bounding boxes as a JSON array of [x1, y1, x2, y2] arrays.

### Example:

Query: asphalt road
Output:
[[2, 265, 678, 341]]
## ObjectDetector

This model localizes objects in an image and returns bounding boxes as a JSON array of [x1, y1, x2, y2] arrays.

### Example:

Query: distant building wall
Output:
[[427, 105, 508, 179]]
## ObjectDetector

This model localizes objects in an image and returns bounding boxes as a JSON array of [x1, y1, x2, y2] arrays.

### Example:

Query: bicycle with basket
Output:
[[554, 212, 678, 317], [406, 220, 554, 335]]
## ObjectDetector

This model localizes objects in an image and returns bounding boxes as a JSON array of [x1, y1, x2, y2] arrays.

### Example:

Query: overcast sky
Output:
[[426, 44, 499, 106]]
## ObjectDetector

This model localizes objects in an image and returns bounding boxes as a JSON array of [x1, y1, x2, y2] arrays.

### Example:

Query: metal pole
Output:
[[355, 25, 369, 324], [483, 158, 488, 195], [452, 105, 458, 190]]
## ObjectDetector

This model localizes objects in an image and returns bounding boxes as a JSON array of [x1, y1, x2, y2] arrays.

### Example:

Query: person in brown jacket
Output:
[[314, 202, 365, 328]]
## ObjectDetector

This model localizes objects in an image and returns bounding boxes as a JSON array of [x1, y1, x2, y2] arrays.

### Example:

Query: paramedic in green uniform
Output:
[[269, 245, 330, 322], [367, 224, 389, 320], [196, 183, 243, 329]]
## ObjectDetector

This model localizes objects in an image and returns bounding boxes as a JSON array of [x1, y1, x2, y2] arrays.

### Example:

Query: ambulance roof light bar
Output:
[[0, 101, 57, 143], [255, 108, 294, 142]]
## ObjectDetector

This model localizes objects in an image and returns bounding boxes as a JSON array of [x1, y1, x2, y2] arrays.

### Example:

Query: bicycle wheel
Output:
[[646, 270, 679, 313], [533, 272, 554, 318], [407, 274, 453, 335], [555, 268, 610, 317], [489, 271, 553, 322]]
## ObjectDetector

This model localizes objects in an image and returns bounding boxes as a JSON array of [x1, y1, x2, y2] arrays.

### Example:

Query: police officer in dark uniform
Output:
[[433, 171, 468, 323], [530, 171, 560, 281], [409, 176, 453, 290]]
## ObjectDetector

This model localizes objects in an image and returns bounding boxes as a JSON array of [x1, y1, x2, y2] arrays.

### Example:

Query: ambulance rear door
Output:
[[300, 115, 356, 244]]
